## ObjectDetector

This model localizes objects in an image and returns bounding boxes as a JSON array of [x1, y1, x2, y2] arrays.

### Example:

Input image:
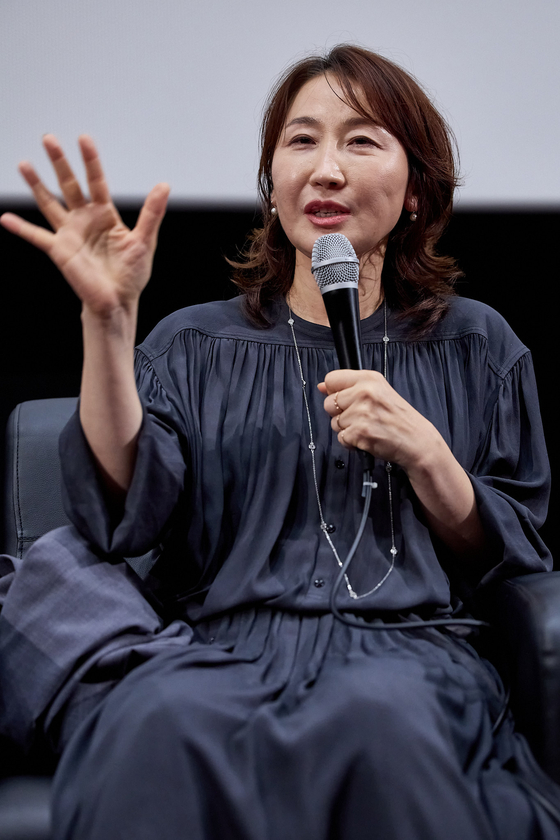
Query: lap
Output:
[[51, 615, 524, 840], [58, 610, 495, 788], [4, 534, 558, 838]]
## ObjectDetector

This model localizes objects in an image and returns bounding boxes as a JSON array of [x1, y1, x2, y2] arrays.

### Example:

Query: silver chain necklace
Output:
[[288, 300, 397, 600]]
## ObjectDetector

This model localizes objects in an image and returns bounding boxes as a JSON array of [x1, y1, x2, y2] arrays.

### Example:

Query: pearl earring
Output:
[[271, 206, 277, 215], [410, 211, 418, 222]]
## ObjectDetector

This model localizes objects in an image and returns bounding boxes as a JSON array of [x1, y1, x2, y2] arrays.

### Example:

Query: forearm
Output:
[[79, 303, 143, 496], [406, 433, 486, 558]]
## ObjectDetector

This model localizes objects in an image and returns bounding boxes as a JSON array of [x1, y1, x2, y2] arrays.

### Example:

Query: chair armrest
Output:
[[0, 777, 51, 840], [3, 398, 77, 557], [3, 397, 158, 577], [486, 572, 560, 784]]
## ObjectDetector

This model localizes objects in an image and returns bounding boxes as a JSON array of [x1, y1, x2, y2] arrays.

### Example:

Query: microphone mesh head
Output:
[[311, 234, 359, 292]]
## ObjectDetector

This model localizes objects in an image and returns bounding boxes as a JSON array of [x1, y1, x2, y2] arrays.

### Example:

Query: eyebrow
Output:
[[284, 115, 382, 130]]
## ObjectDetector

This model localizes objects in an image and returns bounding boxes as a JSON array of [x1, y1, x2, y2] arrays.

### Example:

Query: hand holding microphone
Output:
[[313, 233, 438, 478], [311, 233, 375, 472]]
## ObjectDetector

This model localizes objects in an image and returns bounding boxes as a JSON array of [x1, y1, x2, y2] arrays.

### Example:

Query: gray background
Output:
[[1, 1, 558, 559], [1, 0, 559, 207]]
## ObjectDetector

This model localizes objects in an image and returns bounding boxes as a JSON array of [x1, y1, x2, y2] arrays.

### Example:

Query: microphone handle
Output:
[[321, 287, 375, 473], [322, 287, 363, 369]]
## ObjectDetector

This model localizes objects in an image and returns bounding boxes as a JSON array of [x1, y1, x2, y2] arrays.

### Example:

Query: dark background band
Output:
[[1, 205, 556, 560]]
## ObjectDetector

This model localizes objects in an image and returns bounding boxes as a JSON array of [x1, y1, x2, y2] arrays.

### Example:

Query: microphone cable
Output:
[[328, 467, 514, 756], [328, 488, 560, 830], [328, 468, 490, 633]]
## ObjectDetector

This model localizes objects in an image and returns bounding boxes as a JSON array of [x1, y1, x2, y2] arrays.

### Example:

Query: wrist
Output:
[[401, 423, 449, 484], [81, 300, 138, 343]]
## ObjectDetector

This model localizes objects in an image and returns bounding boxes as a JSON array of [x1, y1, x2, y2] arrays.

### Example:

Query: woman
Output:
[[0, 45, 557, 839]]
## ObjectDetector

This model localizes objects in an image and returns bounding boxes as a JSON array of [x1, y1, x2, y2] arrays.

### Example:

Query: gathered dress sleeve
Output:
[[468, 350, 552, 586], [59, 348, 189, 557], [56, 296, 552, 618]]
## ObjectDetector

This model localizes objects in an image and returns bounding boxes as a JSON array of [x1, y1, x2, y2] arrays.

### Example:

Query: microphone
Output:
[[311, 233, 374, 473], [311, 233, 363, 369]]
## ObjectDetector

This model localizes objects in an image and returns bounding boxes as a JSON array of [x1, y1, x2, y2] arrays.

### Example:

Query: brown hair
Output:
[[230, 44, 462, 331]]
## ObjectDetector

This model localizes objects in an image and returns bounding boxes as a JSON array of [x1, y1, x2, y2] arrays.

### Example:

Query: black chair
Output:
[[1, 399, 161, 839], [3, 398, 77, 559], [1, 399, 79, 840], [2, 398, 560, 838]]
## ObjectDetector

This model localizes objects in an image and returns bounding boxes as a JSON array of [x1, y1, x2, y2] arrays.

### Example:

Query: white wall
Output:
[[1, 0, 558, 207]]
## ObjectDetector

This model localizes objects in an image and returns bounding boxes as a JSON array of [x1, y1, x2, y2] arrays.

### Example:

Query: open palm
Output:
[[0, 134, 169, 315]]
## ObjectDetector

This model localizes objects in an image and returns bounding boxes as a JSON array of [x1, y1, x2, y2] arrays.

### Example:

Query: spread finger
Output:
[[0, 212, 54, 253], [79, 135, 112, 205], [135, 183, 170, 247], [43, 134, 87, 209], [18, 161, 67, 230]]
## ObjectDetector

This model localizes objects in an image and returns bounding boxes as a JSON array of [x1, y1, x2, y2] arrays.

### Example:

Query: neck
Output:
[[287, 251, 384, 325]]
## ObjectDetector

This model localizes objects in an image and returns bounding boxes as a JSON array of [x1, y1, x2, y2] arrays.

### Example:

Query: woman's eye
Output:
[[290, 135, 314, 146], [350, 136, 377, 147]]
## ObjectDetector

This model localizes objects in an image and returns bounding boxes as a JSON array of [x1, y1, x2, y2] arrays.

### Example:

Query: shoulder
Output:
[[429, 296, 529, 377], [136, 296, 275, 360]]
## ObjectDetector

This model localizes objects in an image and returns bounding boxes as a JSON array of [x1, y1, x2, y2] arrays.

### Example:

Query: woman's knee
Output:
[[318, 658, 448, 751]]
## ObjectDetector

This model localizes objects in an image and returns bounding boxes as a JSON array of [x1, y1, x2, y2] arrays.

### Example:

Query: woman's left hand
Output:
[[318, 369, 438, 474], [318, 369, 487, 557]]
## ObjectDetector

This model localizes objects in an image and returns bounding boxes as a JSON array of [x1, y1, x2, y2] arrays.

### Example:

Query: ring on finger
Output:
[[333, 392, 341, 414]]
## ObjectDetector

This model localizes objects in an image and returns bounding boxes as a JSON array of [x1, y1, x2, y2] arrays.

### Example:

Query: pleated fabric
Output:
[[1, 293, 557, 839], [59, 295, 551, 625], [49, 573, 560, 840]]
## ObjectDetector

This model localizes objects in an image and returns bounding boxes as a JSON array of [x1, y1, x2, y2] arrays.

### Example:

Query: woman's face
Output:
[[271, 74, 415, 269]]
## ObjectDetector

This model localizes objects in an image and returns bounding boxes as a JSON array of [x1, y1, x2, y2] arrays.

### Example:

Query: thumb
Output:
[[135, 183, 170, 246]]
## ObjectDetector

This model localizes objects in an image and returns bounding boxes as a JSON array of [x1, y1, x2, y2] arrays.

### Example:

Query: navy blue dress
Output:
[[61, 295, 551, 614], [1, 295, 557, 839]]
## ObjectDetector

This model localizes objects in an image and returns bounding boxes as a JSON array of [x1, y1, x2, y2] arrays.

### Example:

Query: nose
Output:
[[310, 143, 345, 189]]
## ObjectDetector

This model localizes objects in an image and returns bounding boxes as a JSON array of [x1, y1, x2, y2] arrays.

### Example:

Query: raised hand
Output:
[[0, 134, 169, 316], [1, 135, 171, 493]]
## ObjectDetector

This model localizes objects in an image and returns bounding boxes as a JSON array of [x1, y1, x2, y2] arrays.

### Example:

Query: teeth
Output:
[[314, 210, 343, 217]]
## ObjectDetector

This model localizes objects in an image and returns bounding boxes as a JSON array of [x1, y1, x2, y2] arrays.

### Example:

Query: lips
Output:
[[305, 200, 350, 215], [304, 200, 351, 227]]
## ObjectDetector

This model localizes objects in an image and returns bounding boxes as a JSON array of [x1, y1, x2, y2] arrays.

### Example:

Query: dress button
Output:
[[314, 578, 325, 588], [335, 459, 345, 469], [326, 523, 336, 533]]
